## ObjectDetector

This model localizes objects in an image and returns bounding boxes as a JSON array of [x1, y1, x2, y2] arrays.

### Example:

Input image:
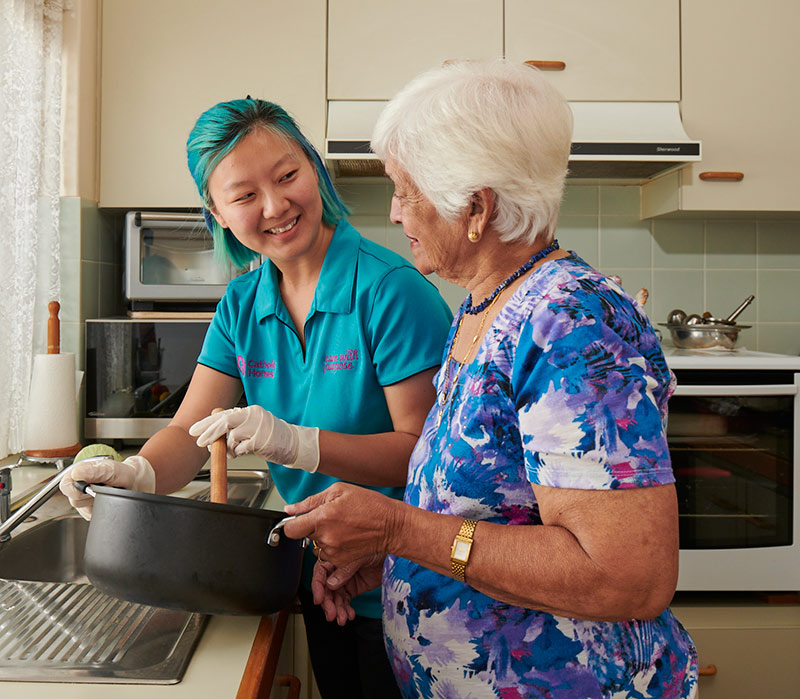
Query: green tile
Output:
[[705, 270, 757, 324], [651, 269, 704, 328], [561, 185, 598, 216], [80, 260, 100, 321], [652, 220, 704, 269], [599, 216, 652, 268], [599, 186, 640, 215], [758, 270, 800, 322], [59, 259, 81, 323], [556, 215, 599, 268], [758, 221, 800, 269], [338, 183, 390, 215], [756, 323, 800, 355], [59, 197, 81, 262], [707, 221, 756, 269], [349, 215, 387, 246]]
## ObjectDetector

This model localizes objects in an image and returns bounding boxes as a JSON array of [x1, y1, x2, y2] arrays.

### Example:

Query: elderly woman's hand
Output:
[[282, 483, 402, 567], [311, 555, 385, 626]]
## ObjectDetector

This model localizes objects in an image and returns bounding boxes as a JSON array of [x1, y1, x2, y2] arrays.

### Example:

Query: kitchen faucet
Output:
[[0, 456, 75, 544]]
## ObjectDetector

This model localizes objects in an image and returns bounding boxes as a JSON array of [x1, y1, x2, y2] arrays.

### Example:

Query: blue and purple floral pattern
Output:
[[382, 254, 697, 698]]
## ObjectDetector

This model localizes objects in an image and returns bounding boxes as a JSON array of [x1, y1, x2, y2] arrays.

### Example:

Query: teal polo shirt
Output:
[[198, 219, 452, 617]]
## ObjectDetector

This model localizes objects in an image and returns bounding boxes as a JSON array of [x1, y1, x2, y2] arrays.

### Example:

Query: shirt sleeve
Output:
[[512, 293, 674, 490], [197, 292, 240, 379], [366, 266, 454, 386]]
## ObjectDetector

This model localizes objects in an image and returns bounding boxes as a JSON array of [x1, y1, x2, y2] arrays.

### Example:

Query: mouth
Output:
[[266, 216, 299, 235]]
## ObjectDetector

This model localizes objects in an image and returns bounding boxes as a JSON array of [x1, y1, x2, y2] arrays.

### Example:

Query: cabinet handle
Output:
[[698, 664, 718, 676], [698, 171, 744, 181], [525, 60, 567, 71]]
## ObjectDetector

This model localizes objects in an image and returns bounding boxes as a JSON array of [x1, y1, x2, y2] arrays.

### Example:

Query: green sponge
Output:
[[73, 443, 122, 463]]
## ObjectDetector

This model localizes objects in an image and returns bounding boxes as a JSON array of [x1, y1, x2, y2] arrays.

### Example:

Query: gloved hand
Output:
[[189, 406, 320, 473], [59, 455, 156, 521]]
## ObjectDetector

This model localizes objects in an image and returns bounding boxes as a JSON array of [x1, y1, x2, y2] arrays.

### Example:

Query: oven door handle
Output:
[[674, 384, 798, 396]]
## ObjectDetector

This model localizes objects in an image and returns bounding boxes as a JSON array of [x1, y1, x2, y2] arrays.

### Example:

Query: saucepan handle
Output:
[[73, 480, 97, 497], [267, 515, 310, 549]]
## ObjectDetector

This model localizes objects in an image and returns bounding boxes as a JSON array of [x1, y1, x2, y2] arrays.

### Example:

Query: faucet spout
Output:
[[0, 458, 91, 544]]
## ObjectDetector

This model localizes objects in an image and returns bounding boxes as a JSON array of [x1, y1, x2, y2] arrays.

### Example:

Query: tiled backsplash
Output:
[[338, 182, 800, 357], [60, 186, 800, 358]]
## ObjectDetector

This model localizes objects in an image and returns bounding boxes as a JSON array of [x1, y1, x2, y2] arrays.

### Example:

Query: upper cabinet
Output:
[[99, 0, 326, 208], [643, 0, 800, 216], [327, 0, 503, 100], [504, 1, 679, 101]]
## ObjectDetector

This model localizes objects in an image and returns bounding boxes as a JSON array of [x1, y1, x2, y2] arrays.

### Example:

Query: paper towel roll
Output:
[[24, 352, 80, 452]]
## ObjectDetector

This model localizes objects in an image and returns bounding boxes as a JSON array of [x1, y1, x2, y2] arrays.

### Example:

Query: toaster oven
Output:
[[124, 211, 252, 304]]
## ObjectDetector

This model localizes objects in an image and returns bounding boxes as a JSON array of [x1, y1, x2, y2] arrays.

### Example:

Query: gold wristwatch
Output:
[[450, 519, 478, 582]]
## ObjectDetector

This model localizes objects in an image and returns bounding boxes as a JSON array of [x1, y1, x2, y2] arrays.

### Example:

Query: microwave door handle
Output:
[[673, 384, 798, 397]]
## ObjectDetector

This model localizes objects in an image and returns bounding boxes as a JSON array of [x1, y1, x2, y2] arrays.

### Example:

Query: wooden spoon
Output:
[[210, 407, 227, 504]]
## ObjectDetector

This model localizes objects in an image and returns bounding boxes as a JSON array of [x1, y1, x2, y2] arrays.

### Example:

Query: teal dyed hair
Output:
[[186, 98, 350, 269]]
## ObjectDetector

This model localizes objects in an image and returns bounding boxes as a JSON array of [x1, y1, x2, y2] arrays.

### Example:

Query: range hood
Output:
[[325, 101, 701, 182]]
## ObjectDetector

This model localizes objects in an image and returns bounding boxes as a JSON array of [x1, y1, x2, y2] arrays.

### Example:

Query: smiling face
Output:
[[207, 128, 330, 265], [385, 156, 469, 280]]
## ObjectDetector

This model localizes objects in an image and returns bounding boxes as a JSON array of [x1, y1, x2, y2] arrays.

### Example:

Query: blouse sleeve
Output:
[[512, 290, 675, 490]]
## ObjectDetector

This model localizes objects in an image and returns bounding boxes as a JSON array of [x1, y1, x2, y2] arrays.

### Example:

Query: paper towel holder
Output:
[[24, 300, 82, 460]]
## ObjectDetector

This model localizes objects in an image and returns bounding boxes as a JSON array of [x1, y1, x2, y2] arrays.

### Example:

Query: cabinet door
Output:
[[504, 0, 679, 101], [327, 0, 503, 100], [644, 0, 800, 215], [100, 0, 326, 208]]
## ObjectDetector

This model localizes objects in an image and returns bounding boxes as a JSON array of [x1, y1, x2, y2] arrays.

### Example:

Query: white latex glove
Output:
[[59, 455, 156, 521], [189, 406, 320, 473]]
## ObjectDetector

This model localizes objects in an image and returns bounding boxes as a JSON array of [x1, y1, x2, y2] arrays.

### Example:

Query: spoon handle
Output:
[[726, 295, 755, 323]]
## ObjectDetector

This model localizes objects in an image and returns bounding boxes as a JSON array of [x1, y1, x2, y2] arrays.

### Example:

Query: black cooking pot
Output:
[[76, 482, 305, 616]]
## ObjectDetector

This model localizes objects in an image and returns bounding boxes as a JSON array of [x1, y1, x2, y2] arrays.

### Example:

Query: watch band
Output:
[[450, 519, 478, 582]]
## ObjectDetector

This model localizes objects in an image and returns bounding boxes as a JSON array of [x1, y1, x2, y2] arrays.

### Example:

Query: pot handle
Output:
[[267, 515, 310, 549], [73, 480, 97, 497]]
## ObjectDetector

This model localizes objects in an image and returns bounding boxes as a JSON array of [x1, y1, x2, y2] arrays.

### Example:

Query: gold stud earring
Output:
[[468, 230, 480, 242]]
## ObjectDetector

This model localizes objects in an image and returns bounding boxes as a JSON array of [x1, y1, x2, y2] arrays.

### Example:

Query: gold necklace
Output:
[[436, 291, 503, 428]]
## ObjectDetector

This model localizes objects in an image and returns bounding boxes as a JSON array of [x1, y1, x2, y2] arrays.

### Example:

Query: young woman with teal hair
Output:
[[62, 97, 453, 699]]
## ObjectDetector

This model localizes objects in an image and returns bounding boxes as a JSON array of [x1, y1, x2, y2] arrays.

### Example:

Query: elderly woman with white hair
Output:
[[283, 59, 698, 698]]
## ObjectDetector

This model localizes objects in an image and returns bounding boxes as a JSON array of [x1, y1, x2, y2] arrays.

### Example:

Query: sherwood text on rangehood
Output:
[[325, 101, 701, 181]]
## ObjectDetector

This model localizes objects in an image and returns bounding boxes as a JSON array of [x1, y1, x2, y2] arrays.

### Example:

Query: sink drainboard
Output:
[[0, 578, 206, 683]]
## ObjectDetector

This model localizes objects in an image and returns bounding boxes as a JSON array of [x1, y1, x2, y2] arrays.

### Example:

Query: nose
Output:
[[261, 188, 290, 221], [389, 194, 402, 225]]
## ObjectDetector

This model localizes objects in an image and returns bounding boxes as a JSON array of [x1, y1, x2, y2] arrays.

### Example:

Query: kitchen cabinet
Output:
[[642, 0, 800, 216], [671, 599, 800, 699], [327, 0, 503, 100], [504, 0, 679, 101], [99, 0, 326, 208]]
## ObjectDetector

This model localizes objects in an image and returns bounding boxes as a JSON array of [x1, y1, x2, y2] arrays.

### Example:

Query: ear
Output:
[[208, 205, 228, 230], [468, 188, 495, 235]]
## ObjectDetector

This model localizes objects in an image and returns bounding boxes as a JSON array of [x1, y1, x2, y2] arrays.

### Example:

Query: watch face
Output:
[[453, 539, 471, 562]]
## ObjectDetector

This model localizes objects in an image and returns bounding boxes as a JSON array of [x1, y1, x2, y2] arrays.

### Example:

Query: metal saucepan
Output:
[[74, 411, 306, 615], [658, 322, 751, 350], [76, 483, 305, 615]]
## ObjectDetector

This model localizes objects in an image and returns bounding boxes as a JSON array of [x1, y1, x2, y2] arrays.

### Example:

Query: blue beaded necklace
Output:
[[464, 240, 560, 315]]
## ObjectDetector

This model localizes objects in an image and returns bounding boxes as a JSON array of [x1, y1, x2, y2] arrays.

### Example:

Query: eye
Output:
[[279, 169, 298, 183], [235, 192, 254, 203]]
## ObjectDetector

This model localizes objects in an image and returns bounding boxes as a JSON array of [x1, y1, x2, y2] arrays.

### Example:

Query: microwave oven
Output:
[[663, 348, 800, 591], [124, 211, 253, 305], [84, 317, 210, 441]]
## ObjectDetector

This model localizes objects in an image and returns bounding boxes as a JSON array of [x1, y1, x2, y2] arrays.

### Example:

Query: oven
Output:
[[664, 349, 800, 591]]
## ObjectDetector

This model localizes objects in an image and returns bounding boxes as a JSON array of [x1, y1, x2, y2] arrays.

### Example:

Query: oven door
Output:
[[669, 371, 800, 590]]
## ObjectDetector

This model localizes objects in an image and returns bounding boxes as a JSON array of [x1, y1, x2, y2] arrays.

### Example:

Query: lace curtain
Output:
[[0, 0, 67, 458]]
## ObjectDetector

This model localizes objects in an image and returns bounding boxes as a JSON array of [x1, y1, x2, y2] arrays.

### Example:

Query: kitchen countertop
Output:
[[0, 614, 263, 698], [0, 454, 286, 697]]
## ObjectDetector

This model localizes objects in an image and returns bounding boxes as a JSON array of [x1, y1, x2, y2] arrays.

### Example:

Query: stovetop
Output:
[[662, 346, 800, 370]]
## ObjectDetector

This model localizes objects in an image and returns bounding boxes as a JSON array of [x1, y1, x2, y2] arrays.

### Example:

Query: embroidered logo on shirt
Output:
[[323, 348, 359, 373], [238, 354, 276, 378]]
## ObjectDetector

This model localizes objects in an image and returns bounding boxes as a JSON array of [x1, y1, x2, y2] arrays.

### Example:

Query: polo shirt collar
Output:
[[253, 219, 359, 321]]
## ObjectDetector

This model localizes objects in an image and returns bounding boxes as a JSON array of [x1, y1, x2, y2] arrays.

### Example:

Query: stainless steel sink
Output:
[[0, 469, 272, 684]]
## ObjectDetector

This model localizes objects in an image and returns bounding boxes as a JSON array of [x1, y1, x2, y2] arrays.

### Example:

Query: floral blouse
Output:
[[382, 253, 698, 698]]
